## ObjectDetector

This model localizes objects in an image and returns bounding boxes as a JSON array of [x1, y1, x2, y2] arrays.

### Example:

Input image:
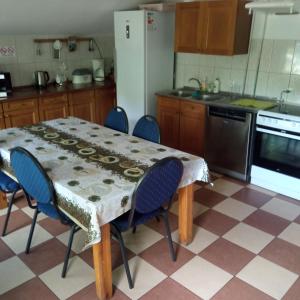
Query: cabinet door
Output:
[[0, 116, 5, 129], [95, 88, 116, 125], [157, 96, 180, 149], [39, 93, 69, 121], [175, 2, 203, 53], [68, 90, 96, 122], [3, 98, 39, 128], [180, 101, 206, 156], [201, 0, 237, 55]]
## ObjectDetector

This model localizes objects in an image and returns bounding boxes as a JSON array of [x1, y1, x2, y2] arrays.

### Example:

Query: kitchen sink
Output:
[[169, 90, 194, 97], [169, 89, 222, 101]]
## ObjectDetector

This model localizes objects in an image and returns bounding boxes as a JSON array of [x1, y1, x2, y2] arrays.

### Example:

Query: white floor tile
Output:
[[121, 224, 163, 254], [0, 256, 35, 294], [170, 200, 209, 218], [172, 225, 218, 254], [2, 223, 53, 254], [261, 198, 300, 221], [0, 204, 18, 216], [278, 223, 300, 247], [223, 223, 274, 254], [113, 256, 167, 299], [21, 206, 47, 221], [213, 198, 257, 221], [237, 256, 298, 299], [206, 178, 243, 196], [39, 256, 94, 299], [57, 228, 87, 254], [171, 256, 232, 300]]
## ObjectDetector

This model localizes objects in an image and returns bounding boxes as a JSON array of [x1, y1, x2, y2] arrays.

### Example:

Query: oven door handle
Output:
[[256, 127, 300, 141]]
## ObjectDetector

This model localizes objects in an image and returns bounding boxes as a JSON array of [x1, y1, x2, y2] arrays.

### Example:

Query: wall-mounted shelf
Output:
[[33, 37, 93, 43]]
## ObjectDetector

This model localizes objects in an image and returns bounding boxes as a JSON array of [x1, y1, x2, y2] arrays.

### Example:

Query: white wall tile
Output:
[[292, 41, 300, 75], [215, 55, 232, 69], [232, 55, 248, 71], [248, 39, 261, 71], [214, 67, 232, 92], [231, 69, 246, 94], [288, 74, 300, 103], [244, 70, 256, 96], [266, 73, 290, 99], [255, 72, 269, 97], [259, 39, 274, 72], [269, 40, 295, 74]]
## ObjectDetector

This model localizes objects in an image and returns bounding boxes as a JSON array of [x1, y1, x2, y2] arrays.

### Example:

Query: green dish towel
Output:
[[231, 98, 277, 110]]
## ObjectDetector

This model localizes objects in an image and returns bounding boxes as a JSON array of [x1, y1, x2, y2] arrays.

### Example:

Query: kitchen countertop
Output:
[[1, 80, 115, 102], [156, 89, 278, 113]]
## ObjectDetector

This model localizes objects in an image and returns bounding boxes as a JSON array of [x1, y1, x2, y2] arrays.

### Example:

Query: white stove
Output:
[[251, 106, 300, 200]]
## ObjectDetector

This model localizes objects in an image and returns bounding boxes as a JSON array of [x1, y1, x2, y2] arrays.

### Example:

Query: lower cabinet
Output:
[[68, 90, 96, 123], [95, 88, 116, 125], [39, 93, 69, 121], [3, 98, 39, 128], [157, 96, 206, 156]]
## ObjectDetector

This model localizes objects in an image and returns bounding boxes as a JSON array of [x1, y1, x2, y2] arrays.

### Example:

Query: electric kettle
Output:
[[34, 71, 49, 89]]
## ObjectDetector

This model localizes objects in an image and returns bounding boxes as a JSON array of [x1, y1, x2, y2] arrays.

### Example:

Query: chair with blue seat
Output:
[[132, 115, 160, 143], [104, 106, 129, 134], [10, 147, 80, 278], [110, 156, 184, 289], [0, 171, 22, 236]]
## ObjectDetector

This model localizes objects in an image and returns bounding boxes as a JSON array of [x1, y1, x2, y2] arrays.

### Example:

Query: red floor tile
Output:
[[194, 188, 226, 208], [140, 278, 202, 300], [211, 277, 274, 300], [139, 238, 195, 276], [199, 238, 255, 275], [14, 196, 29, 209], [294, 215, 300, 225], [0, 209, 32, 236], [0, 277, 59, 300], [231, 188, 273, 208], [79, 238, 135, 270], [223, 176, 248, 187], [260, 238, 300, 275], [18, 238, 70, 275], [145, 212, 178, 236], [282, 278, 300, 300], [68, 283, 130, 300], [194, 210, 239, 236], [38, 217, 70, 236], [0, 238, 14, 262], [243, 209, 290, 236]]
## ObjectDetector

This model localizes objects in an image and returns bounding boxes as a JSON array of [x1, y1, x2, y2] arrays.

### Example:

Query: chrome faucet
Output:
[[189, 78, 201, 91], [279, 89, 291, 112]]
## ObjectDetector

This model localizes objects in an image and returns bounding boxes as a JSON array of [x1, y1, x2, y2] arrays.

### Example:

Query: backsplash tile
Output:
[[0, 34, 114, 87], [176, 38, 300, 105]]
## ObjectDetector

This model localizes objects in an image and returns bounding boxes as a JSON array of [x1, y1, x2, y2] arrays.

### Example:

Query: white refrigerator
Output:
[[114, 10, 175, 132]]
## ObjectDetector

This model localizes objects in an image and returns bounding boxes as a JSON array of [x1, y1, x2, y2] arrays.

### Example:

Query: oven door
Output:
[[253, 125, 300, 178]]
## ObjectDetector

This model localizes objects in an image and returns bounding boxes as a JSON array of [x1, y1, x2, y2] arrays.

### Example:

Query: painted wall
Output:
[[175, 11, 300, 104], [0, 34, 114, 87]]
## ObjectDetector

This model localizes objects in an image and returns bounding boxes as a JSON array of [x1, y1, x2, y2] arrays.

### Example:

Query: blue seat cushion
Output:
[[0, 171, 20, 192], [111, 208, 163, 232], [38, 203, 73, 225]]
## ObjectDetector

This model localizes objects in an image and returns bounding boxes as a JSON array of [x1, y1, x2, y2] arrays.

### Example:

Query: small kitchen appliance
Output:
[[251, 107, 300, 200], [92, 59, 105, 82], [0, 72, 12, 97], [72, 68, 92, 85], [34, 71, 50, 89]]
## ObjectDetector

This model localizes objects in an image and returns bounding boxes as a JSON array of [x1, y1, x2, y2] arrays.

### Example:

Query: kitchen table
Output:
[[0, 117, 210, 299]]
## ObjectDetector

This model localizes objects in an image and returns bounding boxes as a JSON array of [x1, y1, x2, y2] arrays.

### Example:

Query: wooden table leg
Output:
[[178, 183, 194, 245], [93, 223, 113, 300], [0, 192, 8, 209]]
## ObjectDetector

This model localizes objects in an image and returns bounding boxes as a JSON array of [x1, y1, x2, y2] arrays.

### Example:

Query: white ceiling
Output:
[[0, 0, 170, 35]]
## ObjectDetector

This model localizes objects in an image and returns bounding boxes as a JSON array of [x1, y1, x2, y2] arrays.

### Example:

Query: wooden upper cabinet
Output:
[[175, 2, 203, 53], [95, 88, 116, 125], [157, 96, 180, 149], [175, 0, 252, 55], [39, 93, 69, 121], [68, 90, 96, 122], [3, 98, 39, 128]]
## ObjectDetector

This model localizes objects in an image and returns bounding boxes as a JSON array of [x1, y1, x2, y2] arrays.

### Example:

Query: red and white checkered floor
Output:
[[1, 174, 300, 300]]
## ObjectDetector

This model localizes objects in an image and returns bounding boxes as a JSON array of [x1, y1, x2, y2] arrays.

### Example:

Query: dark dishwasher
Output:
[[204, 106, 254, 181]]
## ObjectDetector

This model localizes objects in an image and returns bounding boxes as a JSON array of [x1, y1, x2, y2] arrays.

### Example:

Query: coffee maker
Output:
[[92, 59, 105, 82], [0, 72, 12, 97]]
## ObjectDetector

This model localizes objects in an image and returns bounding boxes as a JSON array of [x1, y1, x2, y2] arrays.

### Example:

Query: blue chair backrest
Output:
[[104, 106, 129, 134], [131, 157, 183, 215], [10, 147, 54, 204], [132, 115, 160, 143]]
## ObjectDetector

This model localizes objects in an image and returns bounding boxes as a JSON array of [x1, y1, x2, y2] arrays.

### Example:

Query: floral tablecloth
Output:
[[0, 117, 209, 248]]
